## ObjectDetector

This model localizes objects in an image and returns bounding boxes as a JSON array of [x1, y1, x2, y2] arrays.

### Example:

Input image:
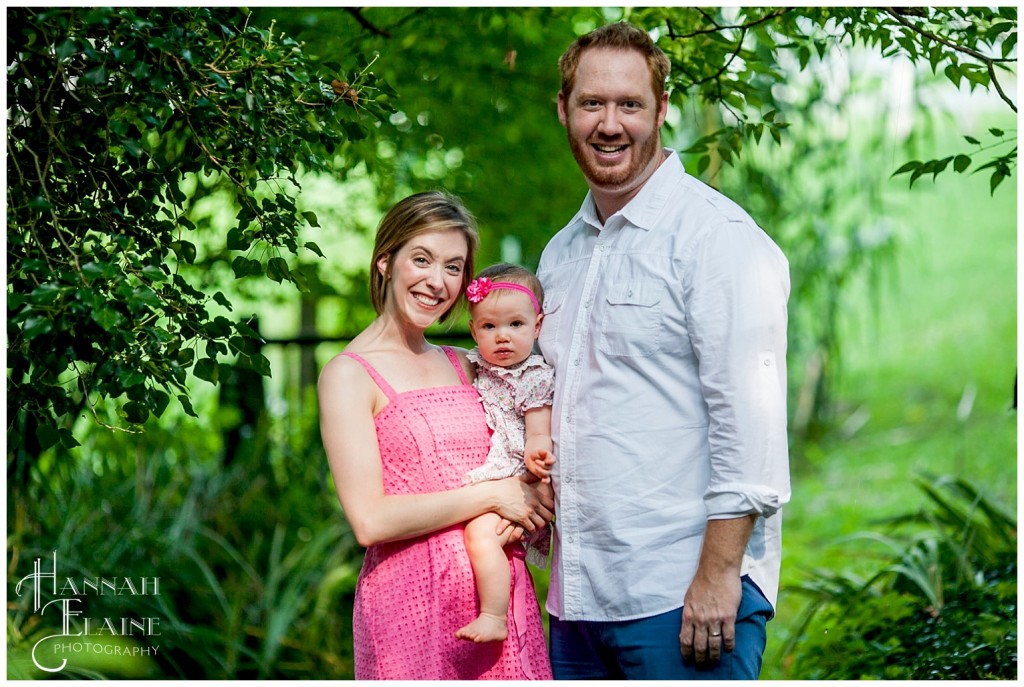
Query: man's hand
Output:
[[679, 569, 742, 666], [679, 515, 755, 667]]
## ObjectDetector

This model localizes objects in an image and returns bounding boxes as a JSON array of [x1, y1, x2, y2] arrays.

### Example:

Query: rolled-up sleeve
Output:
[[686, 219, 792, 520]]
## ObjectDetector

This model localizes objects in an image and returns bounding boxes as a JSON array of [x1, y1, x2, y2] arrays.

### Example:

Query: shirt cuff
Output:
[[704, 481, 789, 519]]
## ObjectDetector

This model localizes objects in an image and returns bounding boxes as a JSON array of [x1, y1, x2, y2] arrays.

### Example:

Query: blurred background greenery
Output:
[[7, 6, 1016, 679]]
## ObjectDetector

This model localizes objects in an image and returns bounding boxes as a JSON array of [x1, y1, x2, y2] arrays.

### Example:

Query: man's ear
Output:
[[557, 91, 569, 128], [656, 91, 669, 128]]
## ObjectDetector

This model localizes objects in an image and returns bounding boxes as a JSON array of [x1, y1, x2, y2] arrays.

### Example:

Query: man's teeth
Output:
[[595, 144, 626, 153]]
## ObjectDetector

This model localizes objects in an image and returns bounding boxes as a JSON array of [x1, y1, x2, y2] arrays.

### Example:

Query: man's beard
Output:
[[566, 124, 661, 190]]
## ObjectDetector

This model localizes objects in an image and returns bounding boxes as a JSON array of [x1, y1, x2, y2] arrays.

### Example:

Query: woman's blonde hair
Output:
[[370, 191, 480, 323]]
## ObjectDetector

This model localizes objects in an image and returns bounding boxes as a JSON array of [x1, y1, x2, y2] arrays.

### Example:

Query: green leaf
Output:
[[304, 241, 325, 258], [92, 307, 125, 332], [22, 316, 54, 341], [170, 240, 197, 264], [178, 394, 198, 417], [36, 420, 60, 452], [55, 37, 78, 61], [231, 256, 263, 278], [892, 161, 922, 177], [953, 154, 971, 173], [150, 389, 170, 416], [990, 171, 1006, 194], [124, 401, 149, 424], [226, 227, 249, 250], [302, 210, 320, 227], [266, 257, 291, 283], [988, 128, 1005, 137], [213, 291, 233, 310], [963, 135, 981, 145], [194, 357, 220, 384], [142, 265, 167, 282], [130, 286, 162, 308]]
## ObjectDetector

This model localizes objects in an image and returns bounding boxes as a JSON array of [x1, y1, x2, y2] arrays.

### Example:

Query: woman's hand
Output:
[[493, 473, 554, 538]]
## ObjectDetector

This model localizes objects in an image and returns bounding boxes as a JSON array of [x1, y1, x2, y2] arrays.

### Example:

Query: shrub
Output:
[[783, 475, 1017, 679]]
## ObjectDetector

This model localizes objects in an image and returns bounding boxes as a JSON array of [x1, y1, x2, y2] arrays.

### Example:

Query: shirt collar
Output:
[[578, 149, 686, 232]]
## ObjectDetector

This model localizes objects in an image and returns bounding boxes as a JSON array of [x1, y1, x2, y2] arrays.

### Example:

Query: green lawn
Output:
[[762, 115, 1017, 678]]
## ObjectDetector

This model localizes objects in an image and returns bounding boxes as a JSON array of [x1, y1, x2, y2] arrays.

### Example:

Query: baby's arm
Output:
[[524, 405, 555, 483]]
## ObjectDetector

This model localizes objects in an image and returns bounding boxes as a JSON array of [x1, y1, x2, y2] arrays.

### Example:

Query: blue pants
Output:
[[549, 576, 773, 680]]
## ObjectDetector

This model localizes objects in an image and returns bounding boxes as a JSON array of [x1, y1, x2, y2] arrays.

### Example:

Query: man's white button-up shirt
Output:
[[537, 149, 791, 621]]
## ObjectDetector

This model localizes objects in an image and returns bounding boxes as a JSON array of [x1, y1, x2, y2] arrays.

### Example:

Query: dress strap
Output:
[[339, 352, 398, 401], [440, 346, 471, 386]]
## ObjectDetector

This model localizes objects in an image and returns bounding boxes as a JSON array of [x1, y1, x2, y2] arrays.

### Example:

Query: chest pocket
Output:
[[599, 280, 665, 357]]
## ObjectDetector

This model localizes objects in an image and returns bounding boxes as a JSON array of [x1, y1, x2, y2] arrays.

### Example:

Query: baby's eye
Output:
[[482, 323, 495, 330], [511, 320, 525, 328]]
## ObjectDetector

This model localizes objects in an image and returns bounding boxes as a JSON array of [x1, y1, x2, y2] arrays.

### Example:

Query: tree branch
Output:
[[883, 7, 1017, 112], [345, 8, 390, 38]]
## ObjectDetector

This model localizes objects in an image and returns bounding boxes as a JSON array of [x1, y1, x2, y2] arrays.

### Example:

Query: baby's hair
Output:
[[472, 263, 545, 309]]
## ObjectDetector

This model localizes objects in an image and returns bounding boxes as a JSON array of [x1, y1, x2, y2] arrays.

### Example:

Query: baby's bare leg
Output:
[[456, 512, 512, 643]]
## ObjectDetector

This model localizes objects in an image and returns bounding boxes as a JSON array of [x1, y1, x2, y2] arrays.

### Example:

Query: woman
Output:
[[318, 191, 554, 679]]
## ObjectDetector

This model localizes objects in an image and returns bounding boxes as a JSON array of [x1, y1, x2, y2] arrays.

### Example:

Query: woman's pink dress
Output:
[[341, 347, 552, 680]]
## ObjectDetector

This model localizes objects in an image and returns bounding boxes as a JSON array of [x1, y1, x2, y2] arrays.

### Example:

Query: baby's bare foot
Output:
[[455, 612, 508, 643]]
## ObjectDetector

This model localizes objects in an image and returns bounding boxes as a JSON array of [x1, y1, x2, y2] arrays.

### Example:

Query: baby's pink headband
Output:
[[466, 277, 541, 314]]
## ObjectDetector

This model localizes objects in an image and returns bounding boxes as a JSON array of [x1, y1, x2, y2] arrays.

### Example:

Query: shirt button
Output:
[[574, 358, 581, 366]]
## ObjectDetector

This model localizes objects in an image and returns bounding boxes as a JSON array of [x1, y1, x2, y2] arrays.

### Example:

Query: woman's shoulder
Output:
[[319, 349, 373, 392], [442, 345, 477, 382]]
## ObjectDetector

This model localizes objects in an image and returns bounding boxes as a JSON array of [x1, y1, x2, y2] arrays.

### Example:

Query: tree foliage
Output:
[[7, 6, 1016, 471], [628, 6, 1016, 191], [6, 7, 393, 478]]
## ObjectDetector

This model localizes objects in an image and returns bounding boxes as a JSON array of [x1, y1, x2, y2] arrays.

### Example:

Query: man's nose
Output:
[[597, 106, 623, 135]]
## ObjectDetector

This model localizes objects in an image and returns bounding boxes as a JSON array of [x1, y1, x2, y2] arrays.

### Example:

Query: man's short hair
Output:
[[558, 21, 671, 102]]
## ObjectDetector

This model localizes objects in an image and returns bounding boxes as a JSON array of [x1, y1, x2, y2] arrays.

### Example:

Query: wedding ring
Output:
[[710, 631, 721, 637]]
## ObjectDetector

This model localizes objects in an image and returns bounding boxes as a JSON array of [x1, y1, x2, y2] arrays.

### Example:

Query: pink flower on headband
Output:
[[465, 277, 493, 304], [465, 277, 542, 313]]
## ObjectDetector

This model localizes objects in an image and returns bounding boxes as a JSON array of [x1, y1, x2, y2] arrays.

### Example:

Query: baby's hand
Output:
[[525, 449, 555, 484]]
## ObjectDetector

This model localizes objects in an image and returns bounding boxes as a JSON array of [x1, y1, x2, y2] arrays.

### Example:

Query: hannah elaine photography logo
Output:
[[14, 551, 162, 673]]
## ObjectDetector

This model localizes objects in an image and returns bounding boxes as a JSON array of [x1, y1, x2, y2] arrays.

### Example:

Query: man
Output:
[[536, 22, 791, 679]]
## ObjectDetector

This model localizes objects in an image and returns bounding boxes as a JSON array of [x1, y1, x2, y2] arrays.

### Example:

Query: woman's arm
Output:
[[318, 355, 553, 548]]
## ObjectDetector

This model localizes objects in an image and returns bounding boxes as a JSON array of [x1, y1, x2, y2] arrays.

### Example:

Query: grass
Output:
[[762, 113, 1017, 678]]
